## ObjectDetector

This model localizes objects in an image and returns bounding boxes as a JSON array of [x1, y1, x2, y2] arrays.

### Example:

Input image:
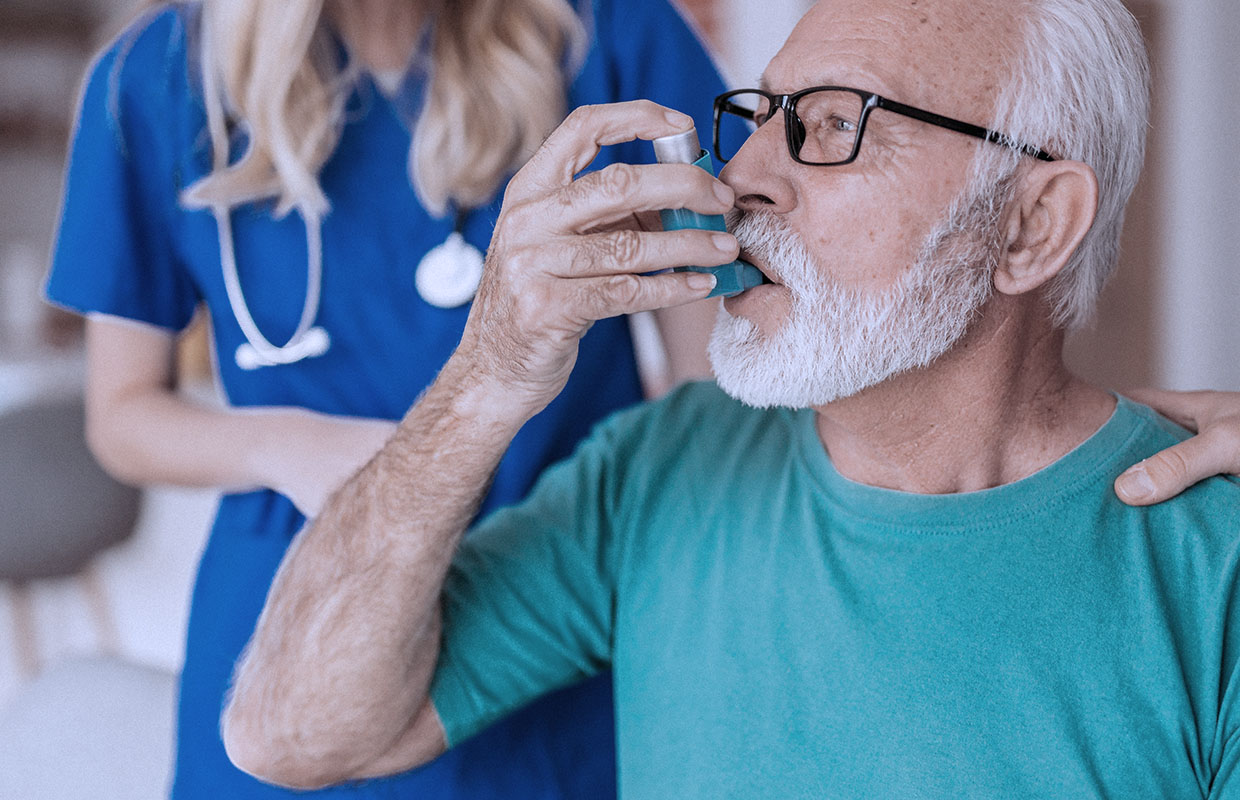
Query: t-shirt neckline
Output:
[[788, 393, 1145, 532]]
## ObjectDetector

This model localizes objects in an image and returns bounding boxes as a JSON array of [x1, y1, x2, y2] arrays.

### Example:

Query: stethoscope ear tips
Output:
[[234, 326, 332, 370]]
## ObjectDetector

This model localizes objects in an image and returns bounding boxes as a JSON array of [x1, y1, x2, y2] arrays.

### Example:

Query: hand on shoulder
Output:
[[1115, 389, 1240, 505]]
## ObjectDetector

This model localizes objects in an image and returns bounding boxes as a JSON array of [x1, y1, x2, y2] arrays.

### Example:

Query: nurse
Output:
[[46, 0, 728, 797]]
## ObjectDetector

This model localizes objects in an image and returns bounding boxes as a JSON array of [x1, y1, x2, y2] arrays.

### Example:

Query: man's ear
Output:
[[994, 160, 1099, 296]]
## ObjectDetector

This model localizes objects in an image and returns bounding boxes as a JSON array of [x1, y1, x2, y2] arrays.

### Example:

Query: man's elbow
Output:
[[220, 697, 344, 790], [222, 692, 448, 789]]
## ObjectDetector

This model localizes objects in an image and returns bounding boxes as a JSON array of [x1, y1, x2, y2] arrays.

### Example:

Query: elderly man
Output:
[[224, 0, 1240, 796]]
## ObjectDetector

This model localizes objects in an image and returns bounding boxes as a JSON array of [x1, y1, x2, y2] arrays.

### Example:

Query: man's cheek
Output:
[[804, 218, 897, 288]]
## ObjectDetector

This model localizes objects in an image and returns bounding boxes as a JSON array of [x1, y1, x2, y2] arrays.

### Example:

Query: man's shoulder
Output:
[[1116, 398, 1240, 571], [652, 379, 752, 418], [610, 380, 773, 436]]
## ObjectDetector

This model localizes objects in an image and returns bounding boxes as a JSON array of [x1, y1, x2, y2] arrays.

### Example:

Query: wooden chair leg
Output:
[[6, 581, 41, 679], [79, 563, 120, 657]]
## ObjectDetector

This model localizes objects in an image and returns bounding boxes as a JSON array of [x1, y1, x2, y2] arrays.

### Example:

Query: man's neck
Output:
[[812, 300, 1116, 495]]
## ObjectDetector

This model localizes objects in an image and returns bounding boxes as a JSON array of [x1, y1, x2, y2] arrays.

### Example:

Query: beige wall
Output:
[[1151, 0, 1240, 391], [1066, 0, 1240, 392]]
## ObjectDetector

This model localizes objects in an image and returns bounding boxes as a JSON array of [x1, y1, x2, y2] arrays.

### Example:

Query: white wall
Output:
[[1154, 0, 1240, 390], [717, 0, 813, 87]]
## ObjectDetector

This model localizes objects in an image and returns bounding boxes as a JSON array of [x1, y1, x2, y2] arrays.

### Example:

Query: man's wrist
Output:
[[429, 354, 544, 437]]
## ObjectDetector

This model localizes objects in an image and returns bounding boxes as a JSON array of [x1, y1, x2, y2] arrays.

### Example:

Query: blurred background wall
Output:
[[0, 0, 1236, 797]]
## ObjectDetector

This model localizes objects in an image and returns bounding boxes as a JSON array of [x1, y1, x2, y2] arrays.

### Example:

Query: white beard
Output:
[[708, 178, 1010, 409]]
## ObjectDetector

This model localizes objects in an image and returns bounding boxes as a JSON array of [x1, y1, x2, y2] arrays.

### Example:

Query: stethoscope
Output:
[[215, 204, 484, 371], [206, 30, 487, 372]]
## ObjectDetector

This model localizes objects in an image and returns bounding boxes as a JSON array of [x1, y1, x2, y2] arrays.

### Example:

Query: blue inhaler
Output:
[[653, 129, 767, 298]]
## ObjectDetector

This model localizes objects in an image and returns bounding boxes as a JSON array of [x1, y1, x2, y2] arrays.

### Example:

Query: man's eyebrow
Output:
[[755, 73, 903, 100]]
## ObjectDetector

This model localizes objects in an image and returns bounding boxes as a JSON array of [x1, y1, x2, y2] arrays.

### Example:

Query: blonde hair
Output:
[[172, 0, 586, 220]]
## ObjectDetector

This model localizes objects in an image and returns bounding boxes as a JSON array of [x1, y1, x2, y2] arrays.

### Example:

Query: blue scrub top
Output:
[[47, 1, 732, 797]]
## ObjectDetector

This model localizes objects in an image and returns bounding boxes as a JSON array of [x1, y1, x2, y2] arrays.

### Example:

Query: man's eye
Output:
[[831, 117, 858, 133]]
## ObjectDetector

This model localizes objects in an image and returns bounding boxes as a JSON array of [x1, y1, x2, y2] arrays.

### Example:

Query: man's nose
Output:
[[718, 109, 796, 214]]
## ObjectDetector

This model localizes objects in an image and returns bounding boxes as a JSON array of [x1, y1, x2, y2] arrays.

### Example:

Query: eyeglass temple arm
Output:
[[875, 97, 1056, 162]]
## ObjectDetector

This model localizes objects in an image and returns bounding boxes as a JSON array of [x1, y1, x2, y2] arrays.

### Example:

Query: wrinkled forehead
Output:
[[765, 0, 1027, 124]]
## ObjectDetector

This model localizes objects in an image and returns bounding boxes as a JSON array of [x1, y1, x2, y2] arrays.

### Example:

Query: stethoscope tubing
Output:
[[215, 204, 331, 370]]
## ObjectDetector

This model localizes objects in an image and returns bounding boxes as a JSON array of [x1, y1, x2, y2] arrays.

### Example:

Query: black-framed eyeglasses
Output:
[[712, 86, 1056, 166]]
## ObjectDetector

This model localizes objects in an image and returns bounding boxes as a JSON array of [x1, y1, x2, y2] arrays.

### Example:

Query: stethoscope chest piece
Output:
[[415, 231, 484, 309]]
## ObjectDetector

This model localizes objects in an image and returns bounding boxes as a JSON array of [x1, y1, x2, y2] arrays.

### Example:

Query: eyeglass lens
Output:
[[717, 90, 866, 164]]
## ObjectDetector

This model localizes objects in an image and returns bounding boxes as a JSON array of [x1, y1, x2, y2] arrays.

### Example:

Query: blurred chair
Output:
[[0, 395, 141, 673], [0, 655, 176, 800]]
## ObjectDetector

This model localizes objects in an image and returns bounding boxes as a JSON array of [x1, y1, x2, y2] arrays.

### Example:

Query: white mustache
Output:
[[728, 210, 806, 291]]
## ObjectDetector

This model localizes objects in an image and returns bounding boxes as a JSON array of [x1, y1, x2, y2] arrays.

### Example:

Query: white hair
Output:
[[991, 0, 1151, 329]]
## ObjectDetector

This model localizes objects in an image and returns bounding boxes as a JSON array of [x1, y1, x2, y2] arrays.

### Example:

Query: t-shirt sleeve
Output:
[[44, 16, 199, 331], [1206, 495, 1240, 798], [429, 413, 632, 747]]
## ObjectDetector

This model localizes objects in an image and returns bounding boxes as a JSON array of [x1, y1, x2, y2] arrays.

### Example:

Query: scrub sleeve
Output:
[[45, 0, 733, 798]]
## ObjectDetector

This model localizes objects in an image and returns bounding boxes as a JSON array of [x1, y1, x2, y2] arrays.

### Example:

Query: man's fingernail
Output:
[[1118, 466, 1156, 500], [711, 232, 735, 251], [665, 111, 693, 128], [686, 272, 716, 291], [712, 181, 734, 206]]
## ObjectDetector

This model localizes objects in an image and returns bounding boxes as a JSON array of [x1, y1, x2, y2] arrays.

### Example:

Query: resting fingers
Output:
[[1115, 389, 1240, 505]]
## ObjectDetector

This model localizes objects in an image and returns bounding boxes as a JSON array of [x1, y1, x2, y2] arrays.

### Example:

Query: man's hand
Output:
[[1115, 389, 1240, 505], [456, 100, 736, 420]]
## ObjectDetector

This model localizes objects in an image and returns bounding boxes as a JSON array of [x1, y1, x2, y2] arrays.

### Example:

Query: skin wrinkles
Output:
[[847, 299, 1099, 489], [812, 293, 1086, 493]]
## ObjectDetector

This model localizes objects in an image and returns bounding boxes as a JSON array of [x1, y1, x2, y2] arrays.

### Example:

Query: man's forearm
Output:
[[221, 355, 528, 788], [221, 100, 732, 789]]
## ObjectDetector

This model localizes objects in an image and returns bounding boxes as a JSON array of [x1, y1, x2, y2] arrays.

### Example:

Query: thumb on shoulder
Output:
[[1114, 430, 1235, 506]]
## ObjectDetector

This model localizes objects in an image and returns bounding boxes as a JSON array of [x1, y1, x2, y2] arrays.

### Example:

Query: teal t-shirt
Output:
[[431, 382, 1240, 799]]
